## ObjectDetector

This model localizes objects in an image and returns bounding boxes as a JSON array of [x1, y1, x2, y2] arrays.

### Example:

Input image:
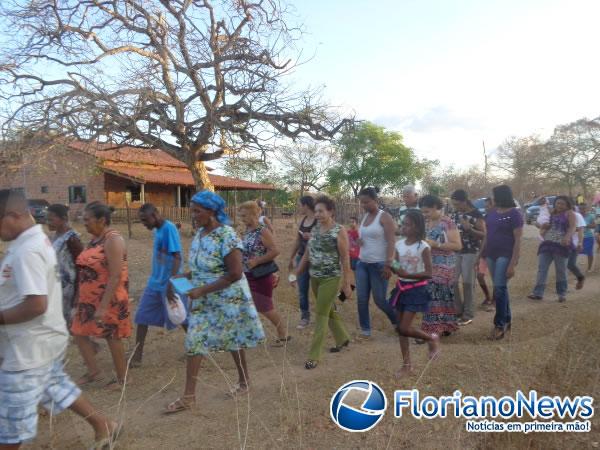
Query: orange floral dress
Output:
[[71, 230, 131, 339]]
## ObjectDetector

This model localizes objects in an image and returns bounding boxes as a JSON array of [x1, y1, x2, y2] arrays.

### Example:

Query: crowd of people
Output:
[[1, 184, 599, 447]]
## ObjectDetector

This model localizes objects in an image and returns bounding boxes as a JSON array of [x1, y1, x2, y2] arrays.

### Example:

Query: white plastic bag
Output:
[[537, 205, 550, 226], [166, 293, 187, 326]]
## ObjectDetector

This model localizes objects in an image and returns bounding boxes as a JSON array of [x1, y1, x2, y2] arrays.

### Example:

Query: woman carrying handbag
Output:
[[239, 201, 290, 346]]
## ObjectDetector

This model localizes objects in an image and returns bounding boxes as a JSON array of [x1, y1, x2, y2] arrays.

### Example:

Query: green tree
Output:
[[327, 122, 425, 197]]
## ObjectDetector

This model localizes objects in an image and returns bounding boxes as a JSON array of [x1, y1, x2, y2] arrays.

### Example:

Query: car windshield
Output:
[[472, 198, 486, 210]]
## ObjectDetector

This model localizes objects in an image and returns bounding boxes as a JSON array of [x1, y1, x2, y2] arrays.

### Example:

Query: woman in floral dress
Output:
[[71, 202, 131, 388], [165, 191, 265, 414], [418, 195, 462, 336]]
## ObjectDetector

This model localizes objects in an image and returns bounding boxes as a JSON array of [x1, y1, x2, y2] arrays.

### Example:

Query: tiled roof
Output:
[[101, 162, 274, 190], [68, 140, 211, 170]]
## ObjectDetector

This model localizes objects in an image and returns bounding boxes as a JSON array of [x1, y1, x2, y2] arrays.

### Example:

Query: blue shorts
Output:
[[135, 287, 188, 329], [395, 284, 431, 313], [0, 356, 81, 444], [581, 236, 594, 257]]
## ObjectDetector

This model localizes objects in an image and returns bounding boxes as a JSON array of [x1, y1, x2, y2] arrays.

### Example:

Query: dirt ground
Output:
[[5, 220, 600, 449]]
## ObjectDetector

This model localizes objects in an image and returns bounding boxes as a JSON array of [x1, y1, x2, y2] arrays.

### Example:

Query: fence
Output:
[[110, 200, 403, 226], [110, 205, 296, 225]]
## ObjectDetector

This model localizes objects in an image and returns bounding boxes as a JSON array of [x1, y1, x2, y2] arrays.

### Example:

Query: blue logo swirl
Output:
[[330, 380, 387, 432]]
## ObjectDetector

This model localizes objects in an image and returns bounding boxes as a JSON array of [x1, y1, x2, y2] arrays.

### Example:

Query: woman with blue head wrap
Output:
[[165, 191, 265, 414], [190, 191, 231, 225]]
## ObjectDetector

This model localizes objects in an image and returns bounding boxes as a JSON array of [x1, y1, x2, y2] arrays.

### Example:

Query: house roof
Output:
[[68, 140, 192, 168], [101, 162, 275, 191], [69, 141, 274, 190]]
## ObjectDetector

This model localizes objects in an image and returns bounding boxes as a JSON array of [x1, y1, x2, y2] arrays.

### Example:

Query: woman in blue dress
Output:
[[165, 191, 265, 414]]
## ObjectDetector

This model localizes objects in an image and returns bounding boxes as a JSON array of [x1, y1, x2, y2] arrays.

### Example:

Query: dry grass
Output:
[[3, 220, 598, 449]]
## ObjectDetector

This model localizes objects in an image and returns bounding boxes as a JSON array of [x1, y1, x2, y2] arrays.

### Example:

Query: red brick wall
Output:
[[0, 145, 105, 218]]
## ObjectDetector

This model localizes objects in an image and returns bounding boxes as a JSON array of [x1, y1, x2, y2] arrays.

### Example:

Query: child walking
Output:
[[391, 210, 440, 378]]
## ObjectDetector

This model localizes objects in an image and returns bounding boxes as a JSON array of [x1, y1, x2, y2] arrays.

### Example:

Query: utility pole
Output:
[[482, 140, 488, 188]]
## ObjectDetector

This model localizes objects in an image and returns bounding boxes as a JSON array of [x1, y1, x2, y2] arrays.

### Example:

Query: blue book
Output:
[[169, 277, 195, 295]]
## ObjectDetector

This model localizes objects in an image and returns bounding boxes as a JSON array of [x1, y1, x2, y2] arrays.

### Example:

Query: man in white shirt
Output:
[[568, 209, 586, 289], [0, 190, 117, 449]]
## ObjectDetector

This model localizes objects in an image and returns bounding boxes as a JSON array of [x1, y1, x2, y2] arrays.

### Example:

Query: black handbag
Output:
[[250, 261, 279, 279]]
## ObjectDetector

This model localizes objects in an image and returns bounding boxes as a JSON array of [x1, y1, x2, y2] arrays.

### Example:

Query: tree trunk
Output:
[[189, 160, 214, 192]]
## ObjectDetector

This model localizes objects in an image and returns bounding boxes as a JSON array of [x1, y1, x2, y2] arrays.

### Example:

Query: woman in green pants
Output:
[[291, 195, 352, 369]]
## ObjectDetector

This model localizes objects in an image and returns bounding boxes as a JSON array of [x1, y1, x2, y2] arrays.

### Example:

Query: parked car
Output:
[[472, 198, 488, 216], [28, 199, 50, 224], [525, 196, 556, 224]]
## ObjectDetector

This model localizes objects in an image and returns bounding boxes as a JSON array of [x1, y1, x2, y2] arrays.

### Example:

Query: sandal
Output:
[[428, 333, 441, 360], [227, 382, 249, 397], [527, 294, 543, 300], [329, 340, 350, 353], [76, 372, 105, 386], [272, 336, 292, 347], [304, 360, 318, 370], [164, 397, 195, 415], [130, 359, 142, 369], [90, 421, 121, 450], [395, 364, 413, 379], [105, 378, 127, 391]]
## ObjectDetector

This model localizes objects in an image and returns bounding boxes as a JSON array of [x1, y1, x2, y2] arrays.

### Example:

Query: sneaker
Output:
[[296, 318, 310, 329], [356, 332, 371, 341], [458, 318, 473, 326]]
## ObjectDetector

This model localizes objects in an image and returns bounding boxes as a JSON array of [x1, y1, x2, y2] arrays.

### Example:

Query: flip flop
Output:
[[164, 397, 195, 415], [76, 372, 105, 386]]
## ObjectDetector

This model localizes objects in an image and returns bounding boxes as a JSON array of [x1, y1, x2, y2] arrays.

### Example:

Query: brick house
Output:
[[0, 141, 274, 217]]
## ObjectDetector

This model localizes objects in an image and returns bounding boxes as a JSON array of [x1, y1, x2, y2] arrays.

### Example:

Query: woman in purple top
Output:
[[527, 196, 575, 303], [481, 185, 523, 340]]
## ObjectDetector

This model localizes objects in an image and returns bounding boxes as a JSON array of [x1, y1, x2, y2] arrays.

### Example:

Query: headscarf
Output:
[[191, 190, 231, 225]]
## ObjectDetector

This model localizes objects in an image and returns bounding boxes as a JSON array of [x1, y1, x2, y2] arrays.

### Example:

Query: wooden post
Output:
[[233, 190, 238, 224], [141, 183, 146, 204], [125, 200, 132, 239], [177, 185, 181, 208]]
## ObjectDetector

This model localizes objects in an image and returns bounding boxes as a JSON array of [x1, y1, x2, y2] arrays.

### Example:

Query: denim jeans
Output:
[[296, 255, 310, 320], [532, 252, 568, 297], [486, 256, 512, 329], [356, 261, 396, 334], [454, 253, 477, 320], [567, 248, 584, 281]]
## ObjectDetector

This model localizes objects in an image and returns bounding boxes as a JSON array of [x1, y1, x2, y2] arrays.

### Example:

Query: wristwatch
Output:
[[288, 274, 297, 283]]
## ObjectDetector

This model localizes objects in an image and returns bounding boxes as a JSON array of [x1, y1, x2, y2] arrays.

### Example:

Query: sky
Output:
[[285, 0, 600, 168]]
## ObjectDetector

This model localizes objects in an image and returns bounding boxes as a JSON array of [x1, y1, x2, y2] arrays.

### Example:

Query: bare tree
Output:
[[221, 154, 270, 183], [0, 0, 348, 190], [490, 135, 545, 201], [277, 143, 336, 195]]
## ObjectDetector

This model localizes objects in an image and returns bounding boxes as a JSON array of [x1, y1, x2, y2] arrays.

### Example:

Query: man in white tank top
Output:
[[356, 188, 398, 337]]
